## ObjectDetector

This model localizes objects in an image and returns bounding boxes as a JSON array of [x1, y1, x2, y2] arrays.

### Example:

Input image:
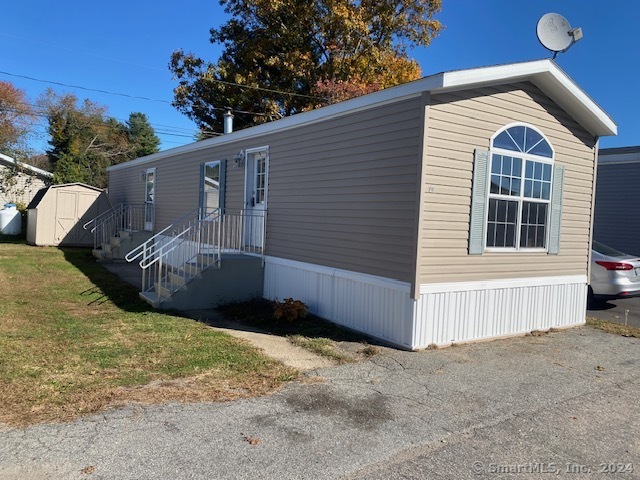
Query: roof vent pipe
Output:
[[223, 109, 234, 134]]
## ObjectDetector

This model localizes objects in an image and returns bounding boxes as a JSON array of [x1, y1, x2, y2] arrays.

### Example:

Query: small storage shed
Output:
[[27, 183, 111, 246]]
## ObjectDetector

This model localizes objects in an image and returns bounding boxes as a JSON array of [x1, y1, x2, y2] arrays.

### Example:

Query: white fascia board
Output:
[[109, 59, 616, 172], [108, 76, 442, 173], [434, 60, 616, 138], [0, 152, 54, 178]]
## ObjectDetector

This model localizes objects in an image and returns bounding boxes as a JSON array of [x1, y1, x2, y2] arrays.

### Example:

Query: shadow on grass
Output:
[[61, 247, 152, 313], [60, 245, 381, 350]]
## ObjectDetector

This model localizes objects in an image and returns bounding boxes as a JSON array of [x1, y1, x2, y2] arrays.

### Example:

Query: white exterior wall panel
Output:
[[413, 276, 587, 347], [263, 257, 415, 348], [263, 256, 585, 350]]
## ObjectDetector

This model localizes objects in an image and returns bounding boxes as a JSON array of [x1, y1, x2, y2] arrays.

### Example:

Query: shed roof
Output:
[[109, 59, 617, 172], [0, 153, 54, 179], [26, 183, 105, 209]]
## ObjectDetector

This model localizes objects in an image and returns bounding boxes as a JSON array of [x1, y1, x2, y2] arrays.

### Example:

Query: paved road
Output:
[[1, 327, 639, 479], [588, 296, 640, 329]]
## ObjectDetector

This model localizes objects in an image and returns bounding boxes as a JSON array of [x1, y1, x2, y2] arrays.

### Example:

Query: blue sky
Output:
[[1, 1, 636, 152]]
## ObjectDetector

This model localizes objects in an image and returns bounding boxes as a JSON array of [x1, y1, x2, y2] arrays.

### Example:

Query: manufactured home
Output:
[[99, 59, 616, 349], [593, 146, 640, 256], [0, 153, 53, 206]]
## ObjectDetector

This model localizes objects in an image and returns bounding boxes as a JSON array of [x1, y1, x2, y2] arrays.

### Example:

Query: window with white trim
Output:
[[486, 124, 554, 250], [202, 160, 225, 214]]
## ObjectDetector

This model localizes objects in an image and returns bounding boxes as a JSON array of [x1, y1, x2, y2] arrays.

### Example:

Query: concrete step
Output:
[[92, 248, 109, 260], [155, 280, 176, 300], [139, 291, 164, 308], [182, 263, 202, 276], [196, 253, 218, 267], [167, 271, 188, 289]]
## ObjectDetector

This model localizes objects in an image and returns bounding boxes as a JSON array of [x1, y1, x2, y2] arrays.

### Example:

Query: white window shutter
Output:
[[469, 149, 490, 255], [548, 164, 564, 255]]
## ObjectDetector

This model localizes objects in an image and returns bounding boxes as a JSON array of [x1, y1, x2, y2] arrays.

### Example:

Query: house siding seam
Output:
[[419, 81, 597, 284], [412, 276, 587, 348]]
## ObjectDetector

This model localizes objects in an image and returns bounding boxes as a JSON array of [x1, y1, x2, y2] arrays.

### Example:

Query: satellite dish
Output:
[[536, 13, 583, 58]]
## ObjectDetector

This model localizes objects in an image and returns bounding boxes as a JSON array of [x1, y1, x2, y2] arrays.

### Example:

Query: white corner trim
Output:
[[264, 256, 412, 294], [419, 274, 587, 295]]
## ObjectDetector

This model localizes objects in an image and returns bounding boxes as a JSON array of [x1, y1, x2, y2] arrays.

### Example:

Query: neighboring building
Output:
[[0, 153, 53, 206], [103, 59, 616, 350], [594, 146, 640, 255]]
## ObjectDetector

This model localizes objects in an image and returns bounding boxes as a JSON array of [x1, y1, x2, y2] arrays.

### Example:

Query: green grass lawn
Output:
[[0, 239, 295, 426]]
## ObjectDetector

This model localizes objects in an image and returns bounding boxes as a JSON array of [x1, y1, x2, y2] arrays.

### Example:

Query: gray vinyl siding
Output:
[[265, 99, 423, 282], [419, 82, 597, 284], [593, 162, 640, 256], [108, 143, 247, 231], [108, 98, 424, 282]]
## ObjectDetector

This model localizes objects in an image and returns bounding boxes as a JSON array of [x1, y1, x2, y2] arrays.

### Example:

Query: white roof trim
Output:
[[109, 59, 616, 172], [0, 153, 54, 178]]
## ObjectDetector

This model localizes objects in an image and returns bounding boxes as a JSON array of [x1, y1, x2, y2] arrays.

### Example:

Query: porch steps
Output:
[[92, 231, 152, 261], [139, 254, 264, 311]]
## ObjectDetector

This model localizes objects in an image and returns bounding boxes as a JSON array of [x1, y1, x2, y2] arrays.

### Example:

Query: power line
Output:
[[0, 69, 321, 115], [0, 70, 172, 104]]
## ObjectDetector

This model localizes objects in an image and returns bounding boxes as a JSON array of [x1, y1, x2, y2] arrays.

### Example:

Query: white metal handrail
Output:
[[138, 209, 265, 304], [84, 204, 146, 249], [83, 203, 122, 233], [125, 206, 201, 263]]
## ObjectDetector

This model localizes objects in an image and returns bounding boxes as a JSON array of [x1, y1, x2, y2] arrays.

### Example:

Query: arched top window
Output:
[[483, 124, 558, 251], [492, 124, 553, 158]]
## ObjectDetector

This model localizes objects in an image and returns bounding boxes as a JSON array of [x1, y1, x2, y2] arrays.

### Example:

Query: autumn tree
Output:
[[0, 81, 36, 157], [38, 90, 158, 188], [170, 0, 442, 133]]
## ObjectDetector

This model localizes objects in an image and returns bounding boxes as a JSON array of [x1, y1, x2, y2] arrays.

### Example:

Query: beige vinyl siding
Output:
[[420, 82, 597, 284], [265, 99, 423, 282], [108, 99, 423, 282], [108, 143, 247, 230]]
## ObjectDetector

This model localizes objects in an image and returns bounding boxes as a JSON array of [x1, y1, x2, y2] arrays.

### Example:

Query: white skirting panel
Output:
[[413, 275, 588, 349], [263, 257, 415, 348]]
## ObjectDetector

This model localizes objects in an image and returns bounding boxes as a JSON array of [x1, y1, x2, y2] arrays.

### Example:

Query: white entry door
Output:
[[244, 148, 268, 249], [144, 168, 155, 231]]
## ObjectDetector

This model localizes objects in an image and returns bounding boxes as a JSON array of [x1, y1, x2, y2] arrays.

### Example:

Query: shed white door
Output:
[[54, 190, 99, 245], [243, 148, 268, 249]]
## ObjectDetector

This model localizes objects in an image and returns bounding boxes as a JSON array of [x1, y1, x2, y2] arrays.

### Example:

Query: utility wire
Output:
[[0, 69, 321, 113]]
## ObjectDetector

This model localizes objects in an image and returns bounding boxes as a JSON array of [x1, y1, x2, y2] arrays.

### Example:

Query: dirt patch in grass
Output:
[[217, 298, 382, 362], [587, 317, 640, 338], [0, 243, 296, 427]]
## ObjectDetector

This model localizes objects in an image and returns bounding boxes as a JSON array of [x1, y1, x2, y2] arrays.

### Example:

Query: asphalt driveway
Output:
[[1, 326, 639, 479], [588, 295, 640, 329]]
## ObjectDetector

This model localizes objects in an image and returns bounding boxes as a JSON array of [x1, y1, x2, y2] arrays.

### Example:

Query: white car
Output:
[[590, 240, 640, 302]]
